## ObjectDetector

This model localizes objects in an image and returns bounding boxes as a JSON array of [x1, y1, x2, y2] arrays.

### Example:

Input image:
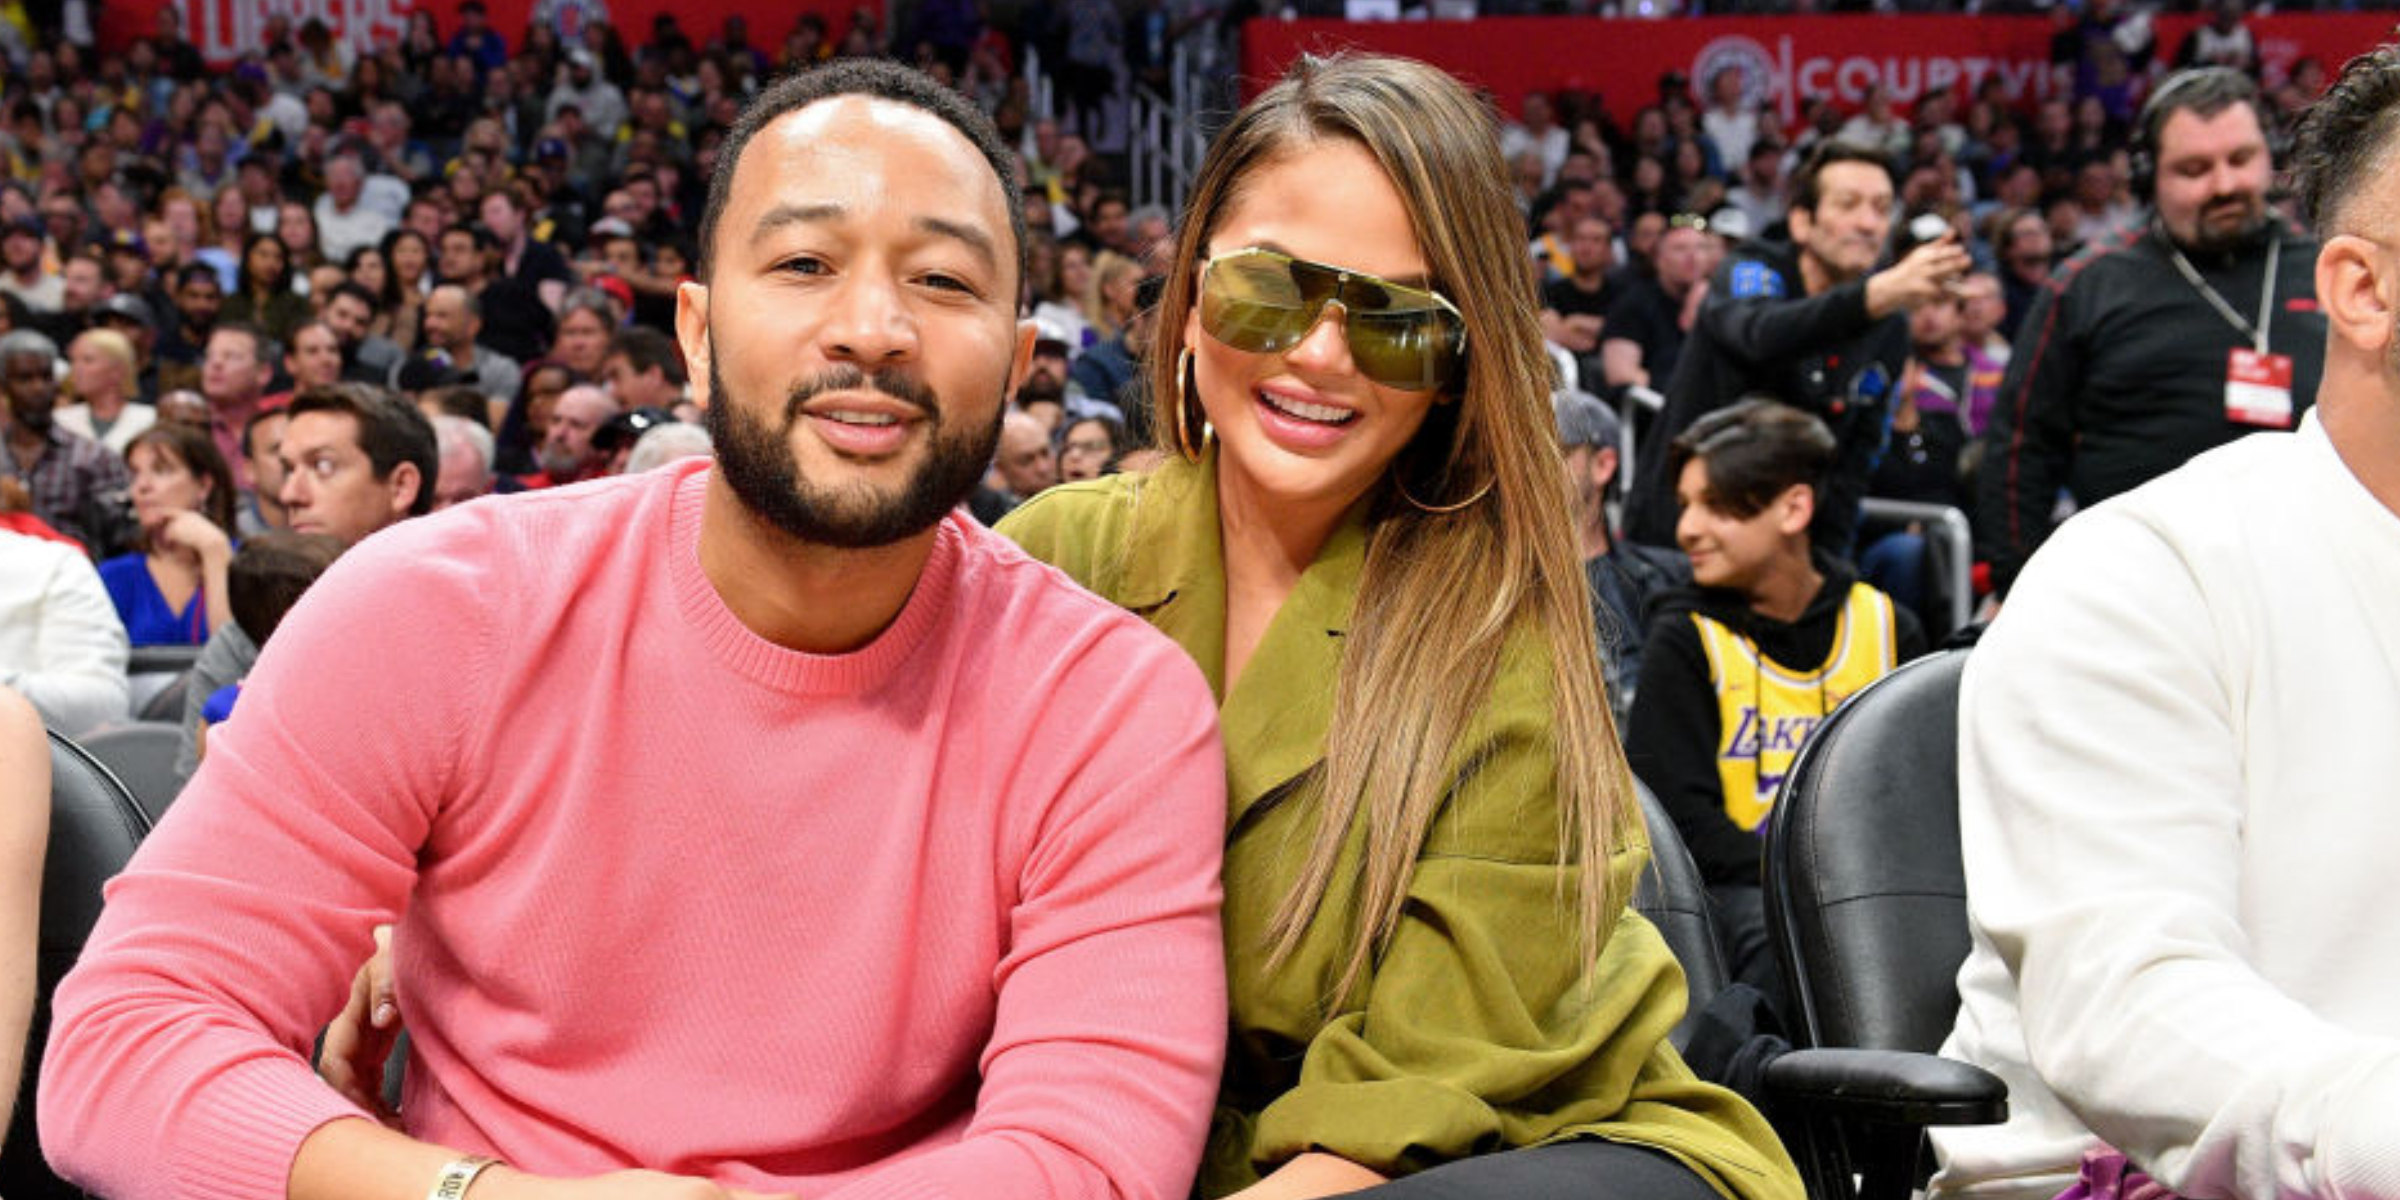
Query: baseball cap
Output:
[[3, 216, 41, 241], [594, 406, 677, 454], [105, 228, 149, 258], [96, 293, 156, 328], [1032, 315, 1074, 355], [1553, 388, 1623, 450]]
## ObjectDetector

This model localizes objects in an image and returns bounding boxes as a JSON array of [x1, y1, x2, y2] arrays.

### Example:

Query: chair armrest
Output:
[[1763, 1047, 2008, 1127]]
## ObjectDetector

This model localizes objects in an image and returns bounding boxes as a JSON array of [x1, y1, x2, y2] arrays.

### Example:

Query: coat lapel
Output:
[[1217, 510, 1365, 833]]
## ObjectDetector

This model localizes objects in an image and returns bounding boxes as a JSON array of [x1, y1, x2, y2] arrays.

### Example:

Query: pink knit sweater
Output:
[[41, 461, 1229, 1200]]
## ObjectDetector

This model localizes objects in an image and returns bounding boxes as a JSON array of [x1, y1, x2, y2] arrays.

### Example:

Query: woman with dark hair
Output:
[[377, 228, 434, 352], [98, 423, 239, 646], [492, 359, 576, 476], [222, 232, 309, 345]]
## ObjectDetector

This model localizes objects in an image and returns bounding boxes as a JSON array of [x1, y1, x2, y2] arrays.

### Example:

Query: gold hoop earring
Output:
[[1172, 347, 1203, 460], [1395, 474, 1494, 514]]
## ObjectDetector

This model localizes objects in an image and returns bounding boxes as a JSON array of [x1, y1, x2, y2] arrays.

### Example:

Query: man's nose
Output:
[[821, 271, 921, 368]]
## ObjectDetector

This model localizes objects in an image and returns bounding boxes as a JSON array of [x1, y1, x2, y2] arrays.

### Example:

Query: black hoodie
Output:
[[1623, 553, 1925, 885]]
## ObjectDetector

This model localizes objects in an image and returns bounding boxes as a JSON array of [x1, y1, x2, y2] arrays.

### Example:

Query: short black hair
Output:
[[1667, 398, 1837, 519], [2293, 45, 2400, 234], [287, 382, 440, 517], [327, 280, 379, 311], [607, 325, 688, 386], [228, 530, 346, 646], [696, 58, 1024, 288], [1789, 141, 1895, 215], [239, 404, 284, 459]]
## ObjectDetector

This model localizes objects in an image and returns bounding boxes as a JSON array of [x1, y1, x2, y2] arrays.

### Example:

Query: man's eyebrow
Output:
[[753, 201, 844, 237], [918, 216, 999, 273], [751, 202, 1000, 274]]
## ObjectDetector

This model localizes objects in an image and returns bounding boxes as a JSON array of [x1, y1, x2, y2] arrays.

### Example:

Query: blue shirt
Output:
[[97, 553, 209, 646]]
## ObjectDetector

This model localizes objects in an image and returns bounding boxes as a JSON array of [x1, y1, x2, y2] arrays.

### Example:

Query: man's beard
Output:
[[2178, 194, 2268, 256], [705, 337, 1002, 550], [535, 442, 585, 479]]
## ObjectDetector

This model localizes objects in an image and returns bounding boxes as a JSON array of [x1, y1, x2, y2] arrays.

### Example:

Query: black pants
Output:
[[1710, 882, 1795, 1034], [1350, 1140, 1725, 1200]]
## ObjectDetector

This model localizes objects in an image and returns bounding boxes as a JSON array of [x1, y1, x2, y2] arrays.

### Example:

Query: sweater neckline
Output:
[[666, 462, 963, 695]]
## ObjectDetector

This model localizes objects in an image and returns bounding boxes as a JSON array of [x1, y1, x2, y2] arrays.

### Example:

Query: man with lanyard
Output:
[[1978, 67, 2322, 594]]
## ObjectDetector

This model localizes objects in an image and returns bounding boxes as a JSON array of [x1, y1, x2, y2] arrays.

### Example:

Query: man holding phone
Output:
[[1625, 141, 1971, 556]]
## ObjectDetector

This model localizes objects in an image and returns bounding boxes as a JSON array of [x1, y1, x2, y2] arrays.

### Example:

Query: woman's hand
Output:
[[157, 509, 233, 566], [319, 924, 403, 1125]]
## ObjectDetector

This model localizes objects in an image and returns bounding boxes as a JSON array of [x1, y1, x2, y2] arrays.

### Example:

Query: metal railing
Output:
[[1855, 497, 1974, 636], [1128, 40, 1214, 214]]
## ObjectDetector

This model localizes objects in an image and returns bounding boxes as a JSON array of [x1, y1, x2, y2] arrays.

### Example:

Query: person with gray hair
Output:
[[622, 420, 711, 475], [314, 152, 395, 265], [429, 414, 494, 511], [1555, 389, 1687, 723]]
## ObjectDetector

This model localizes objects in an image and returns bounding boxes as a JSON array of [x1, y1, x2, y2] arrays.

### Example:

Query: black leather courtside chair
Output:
[[1630, 779, 1728, 1051], [1757, 649, 2006, 1200], [4, 732, 154, 1198], [76, 723, 186, 827]]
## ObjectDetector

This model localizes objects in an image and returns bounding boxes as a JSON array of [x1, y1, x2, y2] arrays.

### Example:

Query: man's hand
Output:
[[293, 1119, 802, 1200], [319, 924, 401, 1125], [488, 1168, 797, 1200], [1865, 235, 1972, 319]]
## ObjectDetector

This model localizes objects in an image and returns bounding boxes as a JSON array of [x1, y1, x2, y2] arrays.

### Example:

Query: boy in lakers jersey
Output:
[[1625, 399, 1925, 1012]]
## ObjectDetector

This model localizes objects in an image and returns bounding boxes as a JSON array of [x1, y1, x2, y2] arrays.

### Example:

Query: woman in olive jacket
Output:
[[1000, 53, 1797, 1200]]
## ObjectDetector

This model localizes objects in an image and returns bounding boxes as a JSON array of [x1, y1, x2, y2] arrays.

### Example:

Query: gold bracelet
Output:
[[427, 1155, 502, 1200]]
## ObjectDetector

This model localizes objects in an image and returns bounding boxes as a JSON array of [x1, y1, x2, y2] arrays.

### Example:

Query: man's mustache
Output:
[[782, 366, 940, 426]]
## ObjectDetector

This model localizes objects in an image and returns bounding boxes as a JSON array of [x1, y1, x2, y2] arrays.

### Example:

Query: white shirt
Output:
[[0, 531, 129, 736], [1935, 413, 2400, 1200], [314, 194, 396, 266], [53, 400, 156, 457]]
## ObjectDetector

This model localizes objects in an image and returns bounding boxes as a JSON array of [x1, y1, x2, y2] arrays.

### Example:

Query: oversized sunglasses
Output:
[[1197, 247, 1467, 392]]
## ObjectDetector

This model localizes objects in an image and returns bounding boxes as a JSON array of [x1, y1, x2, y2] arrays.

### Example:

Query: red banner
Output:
[[100, 0, 854, 67], [1240, 13, 2399, 127]]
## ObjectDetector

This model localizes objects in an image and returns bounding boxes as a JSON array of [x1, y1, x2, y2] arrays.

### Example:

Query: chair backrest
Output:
[[1630, 778, 1727, 1048], [1763, 648, 1971, 1054], [75, 723, 185, 827], [134, 672, 190, 723], [5, 733, 153, 1198]]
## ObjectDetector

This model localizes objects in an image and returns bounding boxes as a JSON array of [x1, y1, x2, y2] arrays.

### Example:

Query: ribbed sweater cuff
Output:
[[817, 1142, 1035, 1200], [164, 1055, 371, 1200]]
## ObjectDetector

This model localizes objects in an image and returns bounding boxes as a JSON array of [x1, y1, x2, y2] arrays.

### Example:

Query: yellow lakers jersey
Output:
[[1693, 583, 1898, 832]]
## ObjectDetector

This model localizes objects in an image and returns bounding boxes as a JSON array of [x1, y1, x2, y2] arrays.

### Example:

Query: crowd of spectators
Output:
[[0, 0, 2347, 735], [0, 0, 1203, 691]]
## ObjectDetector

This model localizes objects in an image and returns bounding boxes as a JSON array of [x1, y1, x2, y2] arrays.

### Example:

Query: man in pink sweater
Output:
[[39, 60, 1230, 1200]]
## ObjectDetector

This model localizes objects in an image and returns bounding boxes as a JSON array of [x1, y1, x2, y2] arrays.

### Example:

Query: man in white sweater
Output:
[[1935, 45, 2400, 1200]]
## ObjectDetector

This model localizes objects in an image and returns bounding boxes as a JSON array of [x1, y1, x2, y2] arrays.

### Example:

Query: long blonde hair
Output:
[[1151, 52, 1642, 1002]]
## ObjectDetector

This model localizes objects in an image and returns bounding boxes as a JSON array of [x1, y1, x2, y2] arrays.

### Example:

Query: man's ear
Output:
[[2318, 233, 2395, 364], [1590, 445, 1620, 492], [1007, 318, 1037, 399], [1776, 481, 1816, 537], [1786, 204, 1815, 245], [675, 279, 710, 411], [387, 460, 423, 517]]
